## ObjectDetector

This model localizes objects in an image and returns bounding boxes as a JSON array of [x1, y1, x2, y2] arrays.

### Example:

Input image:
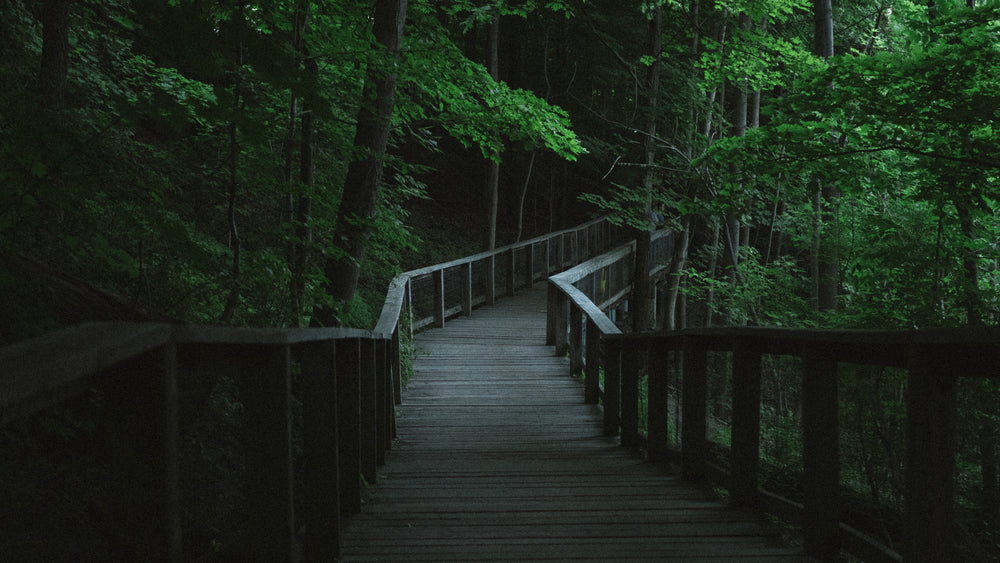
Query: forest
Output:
[[1, 0, 999, 559]]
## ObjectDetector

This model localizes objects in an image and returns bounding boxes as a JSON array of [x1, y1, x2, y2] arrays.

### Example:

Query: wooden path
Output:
[[339, 286, 812, 562]]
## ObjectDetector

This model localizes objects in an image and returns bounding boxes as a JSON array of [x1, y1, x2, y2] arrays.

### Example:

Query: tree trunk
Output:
[[631, 5, 662, 333], [812, 0, 838, 313], [288, 5, 312, 327], [664, 216, 692, 330], [486, 11, 500, 250], [314, 0, 407, 326], [40, 0, 71, 112]]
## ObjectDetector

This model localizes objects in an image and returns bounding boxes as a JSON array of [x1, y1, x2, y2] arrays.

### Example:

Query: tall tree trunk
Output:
[[220, 30, 245, 324], [514, 151, 535, 242], [314, 0, 407, 326], [486, 11, 501, 250], [287, 4, 311, 327], [40, 0, 71, 112], [812, 0, 838, 313], [664, 217, 692, 330], [632, 5, 662, 333]]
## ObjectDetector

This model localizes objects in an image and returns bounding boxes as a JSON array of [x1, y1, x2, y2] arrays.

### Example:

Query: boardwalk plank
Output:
[[339, 287, 811, 562]]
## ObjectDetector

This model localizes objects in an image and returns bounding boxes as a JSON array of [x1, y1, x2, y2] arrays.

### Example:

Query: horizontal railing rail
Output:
[[0, 216, 628, 562], [547, 239, 1000, 562]]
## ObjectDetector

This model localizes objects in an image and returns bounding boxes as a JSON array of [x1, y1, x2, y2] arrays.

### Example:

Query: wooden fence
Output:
[[0, 216, 626, 562], [547, 238, 1000, 562]]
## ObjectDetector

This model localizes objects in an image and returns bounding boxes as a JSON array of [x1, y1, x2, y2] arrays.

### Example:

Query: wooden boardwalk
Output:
[[339, 286, 812, 562]]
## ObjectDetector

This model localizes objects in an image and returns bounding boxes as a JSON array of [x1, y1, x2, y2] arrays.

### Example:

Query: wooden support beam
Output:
[[603, 338, 622, 436], [299, 340, 341, 562], [569, 305, 584, 376], [802, 345, 840, 559], [432, 269, 445, 328], [242, 344, 295, 562], [584, 317, 601, 404], [904, 348, 958, 562], [337, 338, 363, 516], [553, 292, 568, 356], [486, 254, 497, 306], [647, 344, 670, 462], [620, 342, 642, 449], [462, 261, 473, 317], [730, 338, 762, 507], [681, 337, 708, 481], [359, 338, 378, 485], [105, 344, 182, 563]]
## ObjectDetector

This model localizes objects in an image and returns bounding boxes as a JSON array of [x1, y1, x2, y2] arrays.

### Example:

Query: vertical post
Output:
[[559, 233, 567, 269], [584, 318, 601, 404], [647, 342, 670, 462], [432, 269, 445, 328], [569, 305, 584, 376], [242, 344, 295, 562], [392, 328, 402, 405], [462, 261, 473, 317], [904, 347, 958, 562], [486, 254, 497, 306], [506, 247, 516, 296], [337, 338, 362, 516], [545, 236, 553, 275], [604, 337, 622, 436], [359, 338, 378, 485], [546, 282, 558, 346], [299, 341, 340, 562], [681, 337, 708, 481], [553, 292, 569, 356], [730, 337, 762, 507], [802, 345, 840, 559], [106, 344, 182, 563], [527, 243, 535, 288], [375, 339, 389, 465], [620, 340, 642, 448]]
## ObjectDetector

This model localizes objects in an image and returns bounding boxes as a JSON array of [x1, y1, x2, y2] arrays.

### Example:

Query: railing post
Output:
[[730, 337, 762, 507], [621, 340, 642, 448], [299, 340, 341, 562], [545, 236, 553, 275], [359, 338, 378, 485], [527, 243, 535, 288], [392, 328, 402, 405], [647, 342, 670, 462], [487, 254, 497, 306], [462, 261, 473, 317], [546, 282, 557, 346], [506, 247, 516, 296], [553, 291, 569, 356], [681, 337, 708, 481], [584, 318, 601, 404], [105, 344, 182, 563], [242, 344, 295, 562], [337, 338, 363, 516], [604, 337, 622, 436], [569, 305, 584, 376], [802, 345, 840, 559], [375, 338, 391, 464], [904, 348, 958, 562], [432, 269, 445, 328]]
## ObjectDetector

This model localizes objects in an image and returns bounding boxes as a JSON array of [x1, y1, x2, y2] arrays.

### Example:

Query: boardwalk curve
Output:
[[339, 286, 811, 562]]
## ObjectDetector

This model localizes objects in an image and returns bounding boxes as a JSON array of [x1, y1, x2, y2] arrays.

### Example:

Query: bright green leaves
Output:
[[397, 19, 586, 161]]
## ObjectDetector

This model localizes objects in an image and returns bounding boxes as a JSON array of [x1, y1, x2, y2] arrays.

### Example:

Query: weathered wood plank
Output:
[[339, 286, 811, 562]]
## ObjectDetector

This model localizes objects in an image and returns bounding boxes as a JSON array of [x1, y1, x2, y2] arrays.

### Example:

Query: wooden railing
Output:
[[547, 241, 1000, 562], [0, 216, 626, 562]]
